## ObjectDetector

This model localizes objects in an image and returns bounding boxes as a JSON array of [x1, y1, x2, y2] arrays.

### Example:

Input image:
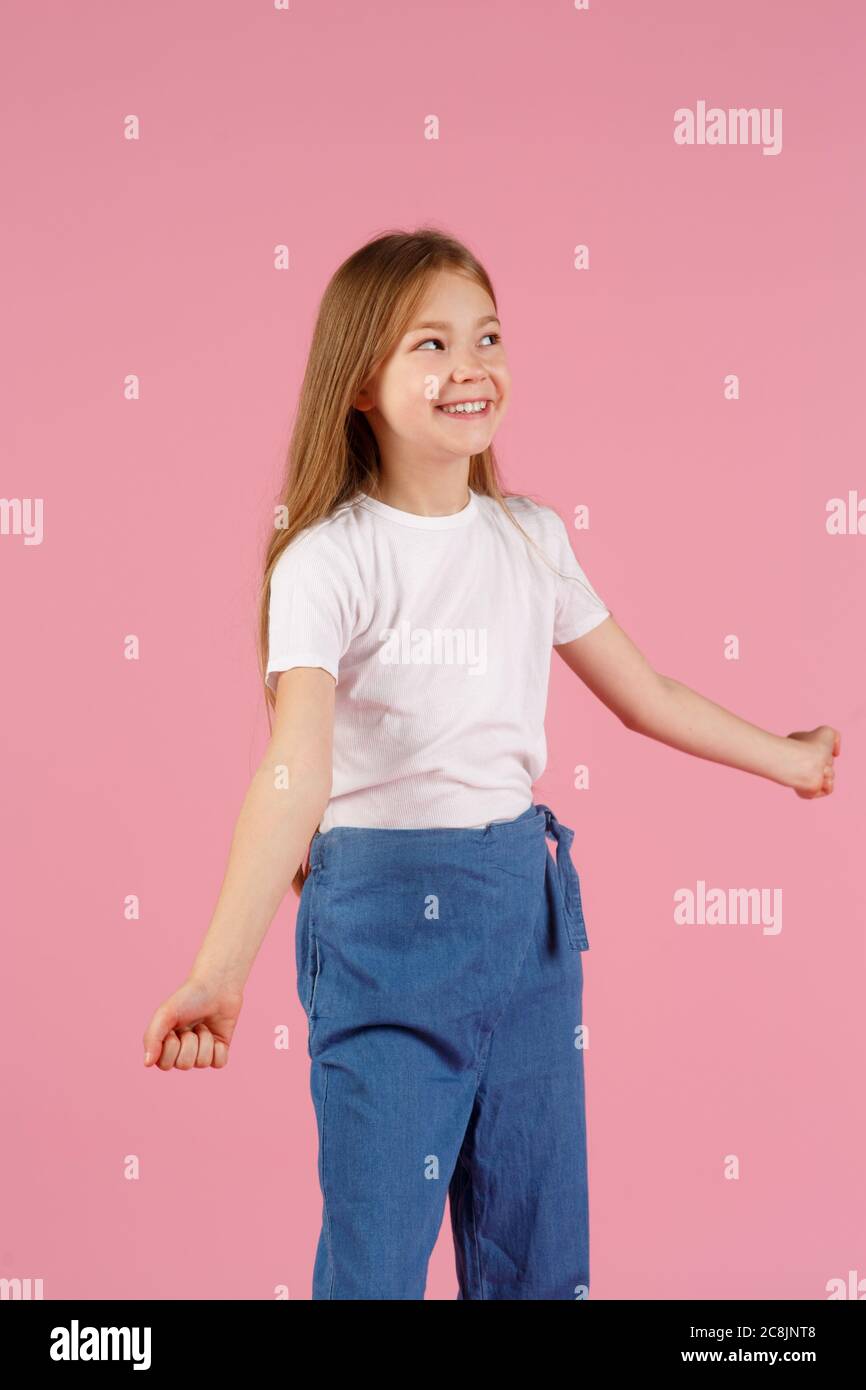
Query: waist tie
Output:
[[536, 803, 590, 951]]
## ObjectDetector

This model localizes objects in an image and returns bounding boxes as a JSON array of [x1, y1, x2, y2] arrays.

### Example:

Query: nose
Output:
[[450, 357, 488, 382]]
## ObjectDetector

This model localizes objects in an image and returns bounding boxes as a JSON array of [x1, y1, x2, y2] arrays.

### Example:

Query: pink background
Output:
[[2, 0, 863, 1300]]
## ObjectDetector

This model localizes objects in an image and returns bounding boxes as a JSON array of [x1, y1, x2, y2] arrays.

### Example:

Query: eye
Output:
[[414, 332, 501, 351]]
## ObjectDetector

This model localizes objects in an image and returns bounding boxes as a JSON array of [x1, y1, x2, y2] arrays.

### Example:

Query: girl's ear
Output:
[[353, 385, 375, 412]]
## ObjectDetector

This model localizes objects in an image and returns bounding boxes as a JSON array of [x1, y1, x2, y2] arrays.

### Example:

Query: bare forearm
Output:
[[627, 674, 812, 790], [189, 762, 330, 989]]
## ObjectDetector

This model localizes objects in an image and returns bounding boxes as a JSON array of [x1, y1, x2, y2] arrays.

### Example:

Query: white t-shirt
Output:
[[266, 488, 610, 832]]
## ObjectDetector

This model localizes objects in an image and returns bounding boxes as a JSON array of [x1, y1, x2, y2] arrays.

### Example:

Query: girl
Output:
[[142, 228, 840, 1301]]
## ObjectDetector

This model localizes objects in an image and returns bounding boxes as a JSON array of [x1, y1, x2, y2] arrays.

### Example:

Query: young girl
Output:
[[143, 228, 840, 1301]]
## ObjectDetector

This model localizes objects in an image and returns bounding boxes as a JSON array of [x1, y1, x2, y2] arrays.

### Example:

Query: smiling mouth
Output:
[[435, 400, 494, 418]]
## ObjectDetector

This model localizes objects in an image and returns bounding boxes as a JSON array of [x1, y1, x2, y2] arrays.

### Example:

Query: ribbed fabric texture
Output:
[[266, 489, 610, 832]]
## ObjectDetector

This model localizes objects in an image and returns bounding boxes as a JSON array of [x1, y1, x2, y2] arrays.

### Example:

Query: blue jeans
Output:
[[294, 801, 590, 1300]]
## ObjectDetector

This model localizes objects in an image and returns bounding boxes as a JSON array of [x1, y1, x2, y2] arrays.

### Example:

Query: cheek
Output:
[[411, 364, 445, 408], [381, 369, 433, 416]]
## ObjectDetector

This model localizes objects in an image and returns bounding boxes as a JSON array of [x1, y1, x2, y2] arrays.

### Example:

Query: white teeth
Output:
[[438, 400, 490, 414]]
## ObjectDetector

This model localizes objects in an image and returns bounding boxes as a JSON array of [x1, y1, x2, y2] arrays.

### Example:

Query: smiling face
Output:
[[354, 267, 511, 473]]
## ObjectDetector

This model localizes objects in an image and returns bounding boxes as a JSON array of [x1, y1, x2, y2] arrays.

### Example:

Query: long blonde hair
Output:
[[258, 225, 595, 896]]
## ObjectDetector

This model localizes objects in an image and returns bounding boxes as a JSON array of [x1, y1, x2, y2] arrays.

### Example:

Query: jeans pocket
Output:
[[296, 872, 324, 1015], [307, 932, 322, 1016], [295, 881, 310, 1012]]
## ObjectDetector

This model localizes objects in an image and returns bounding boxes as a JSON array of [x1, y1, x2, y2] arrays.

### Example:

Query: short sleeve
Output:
[[265, 529, 357, 691], [548, 509, 611, 645]]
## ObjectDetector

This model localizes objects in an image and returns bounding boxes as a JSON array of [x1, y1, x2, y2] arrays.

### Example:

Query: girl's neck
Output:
[[364, 471, 472, 519]]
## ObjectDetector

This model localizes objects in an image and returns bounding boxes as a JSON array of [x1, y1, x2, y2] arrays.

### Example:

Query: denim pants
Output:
[[294, 801, 590, 1300]]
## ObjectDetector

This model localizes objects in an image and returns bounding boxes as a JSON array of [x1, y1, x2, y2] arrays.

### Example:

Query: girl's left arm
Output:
[[554, 616, 841, 800]]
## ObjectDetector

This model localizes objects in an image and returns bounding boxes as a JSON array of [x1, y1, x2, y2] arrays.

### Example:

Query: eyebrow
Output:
[[407, 315, 501, 333]]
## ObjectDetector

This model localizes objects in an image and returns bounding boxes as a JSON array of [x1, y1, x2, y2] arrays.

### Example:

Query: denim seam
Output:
[[465, 1151, 486, 1300], [319, 1062, 335, 1299]]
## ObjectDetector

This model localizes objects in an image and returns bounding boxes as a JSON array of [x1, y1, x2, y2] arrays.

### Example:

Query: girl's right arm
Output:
[[142, 666, 335, 1071]]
